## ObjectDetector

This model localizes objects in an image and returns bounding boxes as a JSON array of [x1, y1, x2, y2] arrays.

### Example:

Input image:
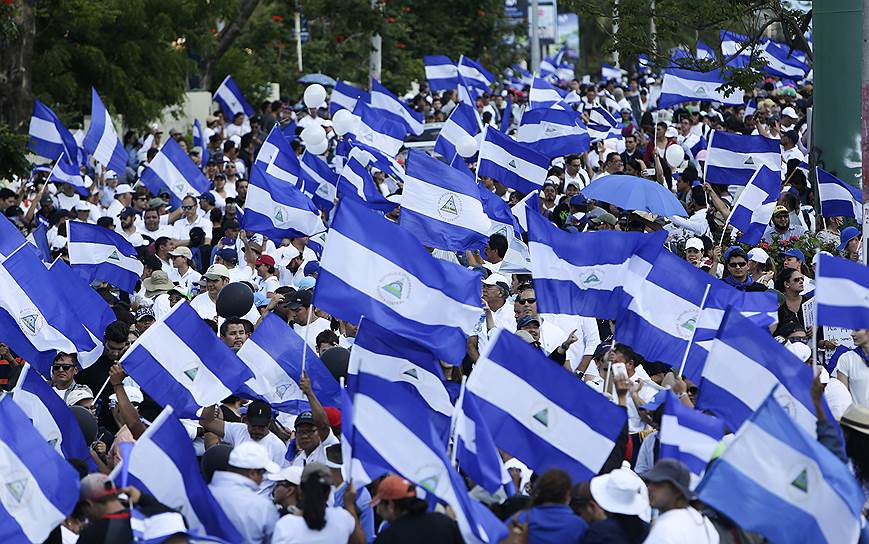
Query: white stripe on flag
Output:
[[660, 414, 719, 465], [148, 152, 200, 200], [245, 184, 323, 235], [426, 64, 457, 80], [29, 117, 63, 145], [68, 241, 144, 275], [401, 176, 490, 235], [815, 276, 869, 308], [0, 440, 66, 542], [479, 142, 547, 186], [529, 241, 628, 290]]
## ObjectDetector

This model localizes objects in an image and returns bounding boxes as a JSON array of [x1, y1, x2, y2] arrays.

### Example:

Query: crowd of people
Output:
[[2, 33, 869, 544]]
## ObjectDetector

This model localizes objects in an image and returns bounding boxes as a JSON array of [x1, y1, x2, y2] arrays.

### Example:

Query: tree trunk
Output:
[[0, 0, 37, 130], [200, 0, 262, 90]]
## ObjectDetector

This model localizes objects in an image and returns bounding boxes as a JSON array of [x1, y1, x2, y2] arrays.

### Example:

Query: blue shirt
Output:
[[518, 504, 588, 544], [332, 481, 375, 543]]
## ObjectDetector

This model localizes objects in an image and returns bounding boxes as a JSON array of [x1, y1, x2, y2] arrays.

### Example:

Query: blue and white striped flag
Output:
[[638, 54, 652, 75], [744, 97, 757, 118], [517, 107, 590, 159], [255, 125, 302, 187], [761, 39, 810, 79], [511, 64, 533, 85], [727, 166, 782, 245], [241, 162, 325, 240], [539, 56, 558, 80], [529, 77, 567, 110], [336, 148, 398, 213], [399, 149, 491, 252], [816, 253, 869, 330], [586, 106, 623, 142], [424, 55, 459, 90], [818, 168, 861, 219], [720, 30, 750, 67], [348, 369, 508, 543], [119, 302, 255, 418], [47, 153, 87, 196], [696, 39, 715, 60], [82, 88, 129, 174], [330, 80, 370, 115], [659, 68, 745, 109], [705, 131, 781, 186], [467, 329, 628, 482], [0, 396, 80, 543], [696, 310, 819, 434], [478, 127, 550, 194], [314, 197, 482, 363], [193, 118, 209, 168], [300, 151, 338, 212], [697, 390, 864, 544], [454, 387, 514, 496], [140, 138, 211, 207], [12, 363, 95, 468], [370, 79, 424, 136], [528, 209, 666, 320], [27, 222, 52, 263], [351, 101, 406, 157], [601, 63, 623, 80], [658, 391, 724, 475], [348, 318, 453, 442], [108, 405, 243, 542], [213, 74, 254, 119], [28, 99, 81, 164], [130, 508, 230, 544], [500, 95, 513, 133], [458, 56, 494, 91], [67, 221, 144, 293], [236, 313, 340, 413], [434, 103, 480, 162]]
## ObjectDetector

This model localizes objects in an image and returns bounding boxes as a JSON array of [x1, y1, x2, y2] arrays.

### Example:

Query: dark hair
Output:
[[690, 186, 707, 207], [612, 343, 638, 364], [97, 216, 114, 229], [532, 468, 572, 506], [219, 317, 246, 337], [315, 329, 339, 348], [775, 267, 800, 292], [843, 427, 869, 487], [387, 496, 428, 517], [300, 474, 331, 530], [564, 154, 580, 164], [487, 233, 509, 258], [547, 165, 564, 178], [104, 321, 130, 344], [155, 236, 171, 252]]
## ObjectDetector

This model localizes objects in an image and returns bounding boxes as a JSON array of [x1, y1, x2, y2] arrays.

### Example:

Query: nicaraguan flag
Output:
[[107, 405, 243, 542], [120, 302, 255, 418], [140, 138, 211, 207], [528, 210, 666, 320], [760, 39, 810, 79], [314, 197, 483, 363], [500, 95, 513, 132], [601, 63, 623, 80], [586, 106, 623, 142], [434, 103, 480, 162], [241, 162, 324, 240], [236, 313, 340, 413], [638, 54, 652, 75], [27, 222, 52, 263], [818, 168, 861, 219], [539, 56, 558, 80], [300, 151, 338, 212], [458, 56, 495, 91], [696, 39, 715, 60], [351, 101, 406, 157], [659, 68, 745, 109], [370, 79, 424, 136], [478, 188, 531, 273], [255, 125, 302, 187], [0, 396, 80, 543], [67, 221, 144, 293], [467, 329, 627, 482], [658, 391, 724, 475], [82, 88, 129, 174], [336, 148, 398, 213], [47, 153, 88, 197], [399, 149, 491, 252], [454, 386, 514, 496], [529, 77, 567, 110], [511, 64, 533, 85], [816, 253, 869, 330], [193, 118, 209, 168], [696, 390, 864, 544], [424, 55, 459, 90], [213, 74, 255, 119], [456, 70, 480, 109], [696, 310, 820, 434], [704, 130, 781, 186], [330, 80, 370, 115], [349, 370, 508, 543], [720, 30, 751, 67], [348, 139, 405, 179], [28, 99, 81, 164], [12, 363, 95, 469], [518, 107, 590, 159], [478, 126, 550, 194], [727, 166, 782, 245]]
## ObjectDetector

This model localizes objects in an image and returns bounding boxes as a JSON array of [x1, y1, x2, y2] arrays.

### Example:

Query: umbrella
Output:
[[579, 174, 687, 217], [296, 73, 336, 86]]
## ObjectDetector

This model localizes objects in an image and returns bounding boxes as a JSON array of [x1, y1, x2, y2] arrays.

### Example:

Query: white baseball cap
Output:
[[109, 385, 144, 405], [65, 388, 95, 407], [785, 341, 812, 363], [482, 273, 510, 287], [266, 465, 303, 485], [228, 441, 280, 473], [114, 184, 134, 195], [105, 170, 119, 180], [781, 107, 799, 119], [685, 238, 704, 251], [747, 247, 770, 264]]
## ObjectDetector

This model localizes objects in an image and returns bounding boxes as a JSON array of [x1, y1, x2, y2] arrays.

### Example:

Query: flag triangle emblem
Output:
[[47, 438, 58, 448], [790, 469, 808, 492], [108, 249, 121, 261], [402, 368, 419, 380], [532, 408, 549, 427], [382, 281, 403, 299], [183, 366, 199, 381], [743, 156, 754, 165], [20, 314, 39, 334], [508, 159, 517, 169], [275, 384, 291, 398], [583, 273, 600, 285], [274, 209, 284, 223], [6, 479, 27, 503], [680, 318, 696, 332], [419, 475, 439, 493], [440, 195, 458, 215]]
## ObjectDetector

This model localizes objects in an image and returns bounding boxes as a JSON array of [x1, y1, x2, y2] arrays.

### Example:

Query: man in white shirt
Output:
[[136, 205, 173, 242], [216, 247, 255, 283], [172, 194, 211, 246], [643, 459, 719, 544], [104, 183, 133, 229], [190, 264, 231, 320], [117, 207, 146, 247], [289, 373, 340, 467], [563, 154, 591, 190], [167, 246, 202, 292], [254, 254, 280, 296], [55, 183, 81, 211], [836, 329, 869, 408], [482, 274, 516, 332], [288, 289, 332, 349]]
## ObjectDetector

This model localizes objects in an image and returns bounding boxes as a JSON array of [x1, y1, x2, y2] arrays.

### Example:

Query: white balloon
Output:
[[306, 137, 328, 155], [665, 144, 685, 168], [455, 134, 479, 158], [332, 109, 357, 136], [303, 84, 328, 109], [300, 124, 326, 146]]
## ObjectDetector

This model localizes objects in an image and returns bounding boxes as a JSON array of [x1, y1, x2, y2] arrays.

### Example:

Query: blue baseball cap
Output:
[[217, 247, 238, 263], [782, 248, 805, 263], [839, 226, 860, 251]]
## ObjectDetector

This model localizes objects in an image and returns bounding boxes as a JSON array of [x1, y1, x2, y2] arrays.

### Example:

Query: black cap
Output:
[[516, 315, 541, 330], [245, 400, 272, 426], [642, 459, 695, 500], [119, 206, 138, 219], [295, 410, 316, 428], [286, 289, 312, 310]]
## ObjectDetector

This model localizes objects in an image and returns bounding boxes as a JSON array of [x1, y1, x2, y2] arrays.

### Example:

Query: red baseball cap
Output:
[[323, 406, 342, 428], [255, 254, 276, 266], [371, 475, 417, 506]]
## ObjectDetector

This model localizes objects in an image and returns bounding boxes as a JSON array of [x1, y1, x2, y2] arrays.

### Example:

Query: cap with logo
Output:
[[773, 205, 789, 216], [217, 248, 239, 263], [294, 410, 316, 428], [244, 400, 272, 426], [516, 315, 541, 329], [255, 254, 276, 267]]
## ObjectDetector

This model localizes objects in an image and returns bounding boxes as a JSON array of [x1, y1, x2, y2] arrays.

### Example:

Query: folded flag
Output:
[[659, 68, 745, 109], [696, 389, 863, 544], [456, 70, 480, 109], [47, 152, 88, 197], [458, 56, 495, 91], [300, 151, 338, 212], [816, 253, 869, 330], [82, 88, 129, 174], [336, 148, 398, 213], [330, 80, 370, 115], [478, 127, 550, 194], [586, 106, 623, 142], [120, 302, 255, 418], [236, 313, 340, 413], [727, 165, 782, 245], [518, 107, 590, 159], [434, 103, 481, 162], [454, 384, 514, 495], [348, 317, 453, 442], [28, 99, 81, 164], [255, 124, 302, 187], [193, 118, 209, 168], [529, 77, 568, 110], [818, 168, 862, 220], [213, 74, 254, 119], [399, 149, 491, 252], [67, 221, 144, 293], [314, 197, 482, 363], [424, 55, 459, 91], [0, 395, 80, 544], [704, 130, 781, 186], [241, 162, 324, 241], [107, 405, 243, 542], [370, 79, 424, 136], [467, 329, 628, 482], [658, 391, 724, 475], [140, 138, 211, 207], [350, 101, 406, 157], [511, 64, 533, 85]]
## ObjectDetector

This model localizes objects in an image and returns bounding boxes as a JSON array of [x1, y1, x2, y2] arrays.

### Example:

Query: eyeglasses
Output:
[[181, 205, 194, 211], [517, 298, 536, 305], [295, 427, 317, 436], [728, 261, 748, 268], [792, 276, 805, 282], [52, 364, 75, 371]]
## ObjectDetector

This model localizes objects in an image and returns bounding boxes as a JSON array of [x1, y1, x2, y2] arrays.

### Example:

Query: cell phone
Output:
[[611, 362, 628, 381], [643, 168, 656, 176]]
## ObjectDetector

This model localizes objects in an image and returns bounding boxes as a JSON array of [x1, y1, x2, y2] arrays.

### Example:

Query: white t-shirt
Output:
[[169, 267, 202, 293], [56, 192, 80, 211], [836, 351, 869, 407], [137, 224, 173, 242], [271, 506, 354, 544], [172, 215, 211, 241], [190, 292, 218, 320], [290, 430, 340, 467], [223, 422, 288, 468], [256, 275, 280, 295], [644, 506, 719, 544], [294, 318, 333, 350]]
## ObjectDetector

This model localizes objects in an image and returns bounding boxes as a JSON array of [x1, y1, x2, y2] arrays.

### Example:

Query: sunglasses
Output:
[[517, 298, 536, 305], [181, 205, 194, 210], [52, 364, 75, 371], [728, 261, 747, 268]]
